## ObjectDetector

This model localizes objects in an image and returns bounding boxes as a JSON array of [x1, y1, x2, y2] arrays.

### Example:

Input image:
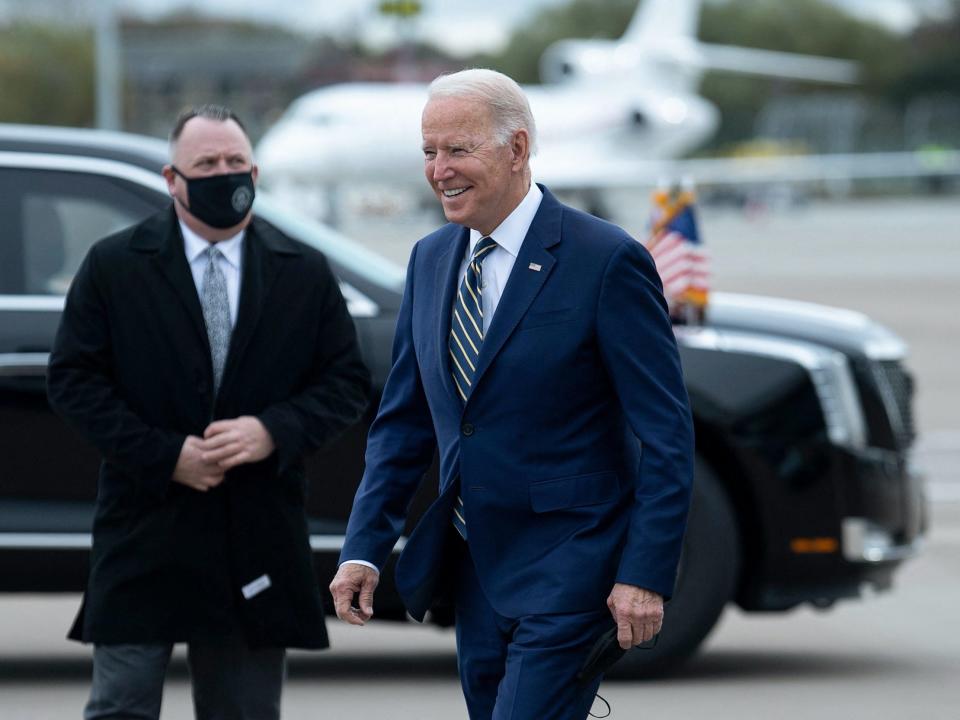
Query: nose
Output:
[[431, 153, 454, 182]]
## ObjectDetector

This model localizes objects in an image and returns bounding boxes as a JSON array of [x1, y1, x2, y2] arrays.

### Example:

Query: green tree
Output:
[[699, 0, 907, 91], [0, 23, 94, 126], [891, 0, 960, 106], [696, 0, 909, 148]]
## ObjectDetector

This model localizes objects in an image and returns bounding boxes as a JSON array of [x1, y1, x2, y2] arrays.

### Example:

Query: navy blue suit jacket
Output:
[[341, 186, 694, 621]]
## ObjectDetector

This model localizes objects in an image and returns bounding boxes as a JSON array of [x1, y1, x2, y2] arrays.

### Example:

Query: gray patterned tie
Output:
[[200, 245, 231, 395], [448, 235, 498, 539]]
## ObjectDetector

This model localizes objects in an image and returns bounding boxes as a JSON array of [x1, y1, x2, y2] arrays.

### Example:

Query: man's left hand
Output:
[[606, 583, 664, 650], [201, 416, 275, 470]]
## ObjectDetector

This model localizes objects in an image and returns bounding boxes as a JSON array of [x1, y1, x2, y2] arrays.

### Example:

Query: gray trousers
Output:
[[84, 633, 286, 720]]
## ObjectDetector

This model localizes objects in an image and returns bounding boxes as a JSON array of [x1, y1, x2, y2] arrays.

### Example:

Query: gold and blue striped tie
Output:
[[449, 235, 497, 539]]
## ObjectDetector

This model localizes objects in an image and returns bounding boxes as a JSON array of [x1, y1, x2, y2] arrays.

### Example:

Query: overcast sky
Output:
[[130, 0, 955, 53], [116, 0, 554, 54], [1, 0, 952, 56]]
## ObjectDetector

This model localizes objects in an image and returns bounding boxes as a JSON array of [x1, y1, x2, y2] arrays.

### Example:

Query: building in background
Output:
[[0, 1, 459, 140], [120, 17, 318, 140]]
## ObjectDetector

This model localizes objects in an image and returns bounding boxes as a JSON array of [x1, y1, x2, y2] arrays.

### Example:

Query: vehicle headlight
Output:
[[806, 350, 867, 450]]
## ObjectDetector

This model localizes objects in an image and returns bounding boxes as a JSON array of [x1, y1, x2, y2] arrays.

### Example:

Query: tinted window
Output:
[[0, 168, 163, 295], [256, 194, 405, 292]]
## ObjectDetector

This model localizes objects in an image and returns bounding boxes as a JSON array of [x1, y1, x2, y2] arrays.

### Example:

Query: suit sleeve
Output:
[[596, 238, 695, 600], [339, 242, 439, 570], [47, 245, 185, 500], [258, 253, 372, 473]]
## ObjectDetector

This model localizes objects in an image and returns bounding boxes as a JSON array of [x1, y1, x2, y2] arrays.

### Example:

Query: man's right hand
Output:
[[172, 435, 225, 492], [329, 563, 379, 626]]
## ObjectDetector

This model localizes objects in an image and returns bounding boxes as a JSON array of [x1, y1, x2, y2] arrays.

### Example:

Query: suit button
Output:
[[461, 423, 475, 437]]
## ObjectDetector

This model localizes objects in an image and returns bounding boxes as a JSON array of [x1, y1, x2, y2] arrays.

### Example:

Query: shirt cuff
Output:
[[340, 559, 380, 574]]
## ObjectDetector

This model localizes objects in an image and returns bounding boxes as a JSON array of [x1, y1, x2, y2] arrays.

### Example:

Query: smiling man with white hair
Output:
[[331, 68, 694, 719]]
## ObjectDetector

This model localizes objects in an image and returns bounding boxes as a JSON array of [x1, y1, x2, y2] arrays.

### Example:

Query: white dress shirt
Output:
[[458, 182, 544, 333], [180, 221, 244, 327], [341, 182, 544, 576]]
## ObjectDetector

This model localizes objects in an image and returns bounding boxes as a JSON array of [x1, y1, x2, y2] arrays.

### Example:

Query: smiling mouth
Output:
[[442, 187, 468, 198]]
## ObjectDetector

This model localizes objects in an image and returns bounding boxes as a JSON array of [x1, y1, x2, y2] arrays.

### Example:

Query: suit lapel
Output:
[[131, 210, 296, 401], [220, 218, 292, 394], [435, 226, 470, 405], [470, 189, 562, 396], [142, 209, 210, 354]]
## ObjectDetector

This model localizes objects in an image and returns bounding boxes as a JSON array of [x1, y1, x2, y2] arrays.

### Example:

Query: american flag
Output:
[[645, 185, 710, 316]]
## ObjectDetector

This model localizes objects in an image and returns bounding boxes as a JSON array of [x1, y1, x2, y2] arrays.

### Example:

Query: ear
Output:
[[161, 165, 177, 197], [510, 129, 530, 172], [251, 164, 259, 184]]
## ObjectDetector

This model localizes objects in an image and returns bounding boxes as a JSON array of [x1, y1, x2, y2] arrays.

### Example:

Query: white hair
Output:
[[427, 68, 538, 155]]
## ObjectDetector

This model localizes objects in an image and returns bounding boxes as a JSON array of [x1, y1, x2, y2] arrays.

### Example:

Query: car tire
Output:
[[607, 456, 741, 678]]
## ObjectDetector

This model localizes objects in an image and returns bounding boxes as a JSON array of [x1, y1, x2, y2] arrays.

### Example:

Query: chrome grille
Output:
[[871, 360, 916, 450]]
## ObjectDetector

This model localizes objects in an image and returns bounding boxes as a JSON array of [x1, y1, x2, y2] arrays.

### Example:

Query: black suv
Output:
[[0, 124, 926, 675]]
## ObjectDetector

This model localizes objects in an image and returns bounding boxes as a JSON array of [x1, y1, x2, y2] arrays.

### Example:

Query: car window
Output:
[[255, 193, 406, 292], [0, 168, 162, 295]]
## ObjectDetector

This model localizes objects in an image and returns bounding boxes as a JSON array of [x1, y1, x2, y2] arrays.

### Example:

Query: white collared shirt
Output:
[[180, 221, 244, 327], [457, 182, 544, 333]]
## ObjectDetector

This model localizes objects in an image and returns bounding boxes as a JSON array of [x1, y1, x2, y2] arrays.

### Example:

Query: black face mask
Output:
[[172, 166, 255, 229]]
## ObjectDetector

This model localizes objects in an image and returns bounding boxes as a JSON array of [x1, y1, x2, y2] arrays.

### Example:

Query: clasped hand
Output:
[[172, 416, 275, 492]]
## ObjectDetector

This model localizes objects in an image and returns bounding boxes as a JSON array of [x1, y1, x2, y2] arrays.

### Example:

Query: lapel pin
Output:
[[528, 263, 542, 272]]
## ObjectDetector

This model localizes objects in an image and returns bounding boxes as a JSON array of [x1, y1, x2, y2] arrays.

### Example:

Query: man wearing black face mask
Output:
[[47, 105, 371, 720]]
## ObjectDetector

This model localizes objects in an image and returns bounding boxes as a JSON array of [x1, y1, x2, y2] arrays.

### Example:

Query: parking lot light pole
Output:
[[94, 0, 121, 131]]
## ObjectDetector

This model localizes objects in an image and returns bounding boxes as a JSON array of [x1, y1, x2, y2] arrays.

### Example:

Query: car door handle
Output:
[[0, 352, 50, 378]]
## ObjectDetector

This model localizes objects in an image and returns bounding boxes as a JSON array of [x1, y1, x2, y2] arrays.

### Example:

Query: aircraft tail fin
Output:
[[623, 0, 701, 42]]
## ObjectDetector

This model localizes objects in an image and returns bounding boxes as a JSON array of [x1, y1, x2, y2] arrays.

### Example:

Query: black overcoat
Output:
[[47, 206, 370, 648]]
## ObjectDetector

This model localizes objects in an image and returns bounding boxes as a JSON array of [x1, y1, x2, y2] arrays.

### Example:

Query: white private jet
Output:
[[255, 0, 958, 221]]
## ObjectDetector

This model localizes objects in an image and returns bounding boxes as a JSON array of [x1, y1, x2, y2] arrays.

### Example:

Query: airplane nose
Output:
[[258, 128, 331, 177]]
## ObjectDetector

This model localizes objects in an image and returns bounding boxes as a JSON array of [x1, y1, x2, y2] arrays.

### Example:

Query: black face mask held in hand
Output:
[[172, 166, 255, 229]]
